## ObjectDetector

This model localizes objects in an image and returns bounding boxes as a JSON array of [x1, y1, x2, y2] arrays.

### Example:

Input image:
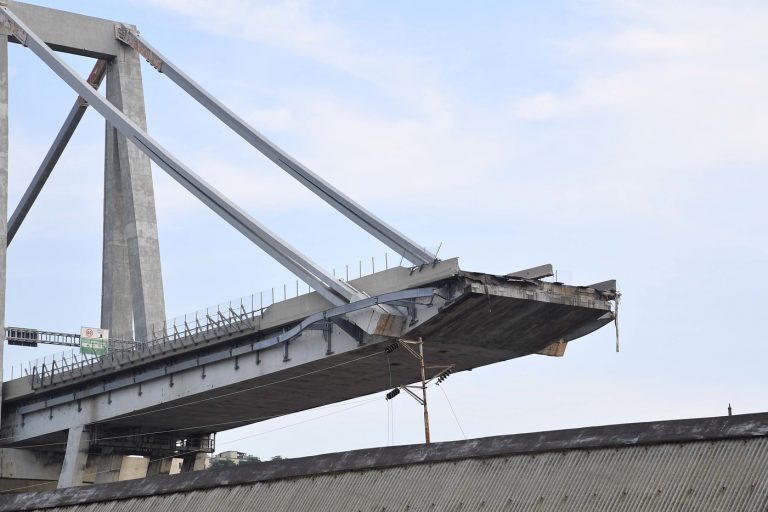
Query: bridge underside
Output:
[[103, 288, 611, 434]]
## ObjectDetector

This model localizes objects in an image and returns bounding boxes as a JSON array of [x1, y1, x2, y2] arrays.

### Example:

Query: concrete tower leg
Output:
[[101, 43, 165, 342], [101, 120, 133, 340], [0, 36, 7, 416], [57, 425, 90, 489]]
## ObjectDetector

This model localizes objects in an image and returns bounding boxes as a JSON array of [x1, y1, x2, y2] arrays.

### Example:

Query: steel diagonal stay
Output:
[[0, 7, 360, 306], [7, 58, 107, 245], [114, 26, 437, 266]]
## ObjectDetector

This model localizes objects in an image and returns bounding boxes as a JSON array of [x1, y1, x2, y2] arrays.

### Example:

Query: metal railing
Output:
[[12, 252, 421, 388]]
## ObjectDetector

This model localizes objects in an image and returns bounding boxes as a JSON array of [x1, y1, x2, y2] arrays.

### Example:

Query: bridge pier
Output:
[[146, 457, 176, 477], [57, 425, 90, 489], [91, 450, 123, 484], [180, 453, 208, 473]]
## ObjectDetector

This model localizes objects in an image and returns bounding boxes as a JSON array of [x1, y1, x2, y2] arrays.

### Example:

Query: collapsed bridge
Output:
[[0, 2, 617, 492]]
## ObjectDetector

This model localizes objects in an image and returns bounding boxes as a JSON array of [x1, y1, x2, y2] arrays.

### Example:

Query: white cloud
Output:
[[505, 0, 768, 228], [136, 0, 511, 218], [140, 0, 766, 232]]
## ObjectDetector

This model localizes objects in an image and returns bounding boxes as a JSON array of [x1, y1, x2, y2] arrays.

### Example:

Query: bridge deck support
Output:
[[57, 425, 89, 489], [146, 457, 175, 476]]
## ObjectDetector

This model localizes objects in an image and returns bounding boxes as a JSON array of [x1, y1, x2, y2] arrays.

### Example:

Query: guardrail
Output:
[[25, 299, 265, 389], [10, 254, 423, 389]]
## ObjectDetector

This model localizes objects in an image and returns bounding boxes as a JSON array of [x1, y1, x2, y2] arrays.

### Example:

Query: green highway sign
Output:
[[80, 327, 109, 356]]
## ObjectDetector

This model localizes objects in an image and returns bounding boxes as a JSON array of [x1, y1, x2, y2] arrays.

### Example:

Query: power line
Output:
[[218, 398, 379, 446], [90, 351, 383, 424], [438, 385, 467, 440], [0, 349, 385, 445], [0, 448, 202, 495], [386, 353, 393, 446], [0, 396, 382, 495], [1, 395, 384, 451]]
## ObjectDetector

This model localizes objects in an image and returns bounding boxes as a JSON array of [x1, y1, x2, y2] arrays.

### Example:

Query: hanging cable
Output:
[[614, 291, 622, 353], [1, 395, 383, 451], [216, 398, 379, 446], [386, 353, 393, 445], [438, 385, 466, 440], [0, 345, 397, 447], [0, 397, 381, 495], [0, 447, 204, 495]]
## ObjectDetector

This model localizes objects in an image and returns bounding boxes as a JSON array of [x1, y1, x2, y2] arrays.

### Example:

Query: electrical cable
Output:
[[0, 350, 384, 445], [1, 395, 384, 451], [219, 398, 379, 446], [0, 448, 203, 495], [91, 351, 383, 424], [0, 396, 382, 495], [385, 355, 391, 446], [438, 385, 467, 440]]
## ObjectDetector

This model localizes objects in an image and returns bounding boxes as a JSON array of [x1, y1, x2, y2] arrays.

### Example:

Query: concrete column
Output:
[[180, 453, 209, 473], [0, 36, 8, 416], [146, 457, 175, 476], [93, 453, 149, 483], [92, 451, 123, 484], [101, 44, 165, 342], [57, 425, 90, 489]]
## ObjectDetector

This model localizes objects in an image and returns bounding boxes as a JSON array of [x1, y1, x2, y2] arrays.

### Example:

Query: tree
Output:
[[210, 458, 236, 470]]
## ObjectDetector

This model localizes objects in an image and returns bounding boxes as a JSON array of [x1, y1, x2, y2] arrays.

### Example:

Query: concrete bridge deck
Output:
[[1, 259, 616, 453]]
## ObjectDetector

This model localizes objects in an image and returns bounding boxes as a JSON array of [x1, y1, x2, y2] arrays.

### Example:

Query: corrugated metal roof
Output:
[[14, 438, 768, 512], [4, 413, 768, 511]]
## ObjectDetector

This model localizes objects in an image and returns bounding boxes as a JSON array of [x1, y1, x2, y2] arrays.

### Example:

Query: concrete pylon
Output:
[[101, 43, 165, 342], [0, 36, 7, 417]]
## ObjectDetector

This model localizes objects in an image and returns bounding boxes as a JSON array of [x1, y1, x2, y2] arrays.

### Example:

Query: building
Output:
[[210, 451, 257, 467], [1, 412, 766, 511]]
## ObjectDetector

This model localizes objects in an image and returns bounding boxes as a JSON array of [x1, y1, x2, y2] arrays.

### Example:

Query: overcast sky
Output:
[[2, 0, 766, 461]]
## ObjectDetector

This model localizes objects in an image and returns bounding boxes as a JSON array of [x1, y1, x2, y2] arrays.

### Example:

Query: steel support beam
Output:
[[7, 59, 107, 245], [115, 27, 437, 267], [0, 7, 361, 306]]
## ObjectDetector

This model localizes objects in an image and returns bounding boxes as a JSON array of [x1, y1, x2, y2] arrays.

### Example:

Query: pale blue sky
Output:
[[3, 0, 766, 460]]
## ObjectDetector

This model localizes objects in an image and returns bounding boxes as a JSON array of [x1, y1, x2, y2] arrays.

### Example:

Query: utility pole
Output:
[[387, 338, 454, 445], [418, 338, 431, 444]]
